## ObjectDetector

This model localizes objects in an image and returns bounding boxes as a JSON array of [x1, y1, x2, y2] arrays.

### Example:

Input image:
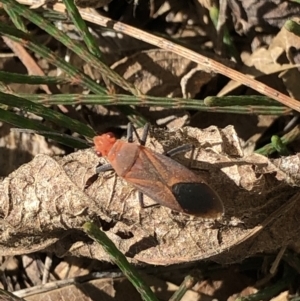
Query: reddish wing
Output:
[[123, 147, 223, 218]]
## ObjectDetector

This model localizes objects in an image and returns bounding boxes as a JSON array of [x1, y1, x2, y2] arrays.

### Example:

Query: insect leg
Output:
[[165, 144, 195, 168], [165, 144, 194, 157], [96, 163, 113, 174], [138, 191, 160, 209], [138, 191, 145, 208], [87, 163, 113, 188], [140, 123, 150, 146], [127, 122, 150, 146], [127, 122, 134, 143]]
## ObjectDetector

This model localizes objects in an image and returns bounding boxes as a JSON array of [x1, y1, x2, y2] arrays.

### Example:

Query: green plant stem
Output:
[[18, 93, 291, 115], [0, 23, 106, 94], [169, 274, 197, 301], [1, 0, 137, 95], [285, 19, 300, 37], [3, 3, 27, 32], [62, 0, 102, 58], [235, 266, 296, 301], [0, 108, 87, 148], [209, 5, 239, 62], [83, 221, 159, 301], [0, 71, 69, 85], [256, 125, 300, 156], [271, 135, 289, 156], [204, 95, 284, 107], [0, 22, 147, 126], [0, 92, 95, 137]]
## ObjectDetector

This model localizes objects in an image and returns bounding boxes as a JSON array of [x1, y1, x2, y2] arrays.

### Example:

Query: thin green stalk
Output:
[[202, 105, 290, 115], [235, 266, 296, 301], [2, 0, 137, 95], [62, 0, 102, 58], [271, 135, 289, 156], [0, 92, 95, 137], [255, 124, 300, 156], [0, 23, 147, 126], [0, 23, 106, 94], [169, 274, 197, 301], [0, 71, 69, 85], [0, 19, 146, 126], [3, 3, 27, 32], [12, 128, 90, 145], [204, 95, 283, 107], [209, 5, 239, 62], [285, 19, 300, 37], [19, 93, 292, 115], [83, 221, 159, 301], [0, 108, 88, 148]]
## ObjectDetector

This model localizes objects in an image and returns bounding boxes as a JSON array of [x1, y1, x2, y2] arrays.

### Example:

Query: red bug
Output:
[[93, 123, 224, 218]]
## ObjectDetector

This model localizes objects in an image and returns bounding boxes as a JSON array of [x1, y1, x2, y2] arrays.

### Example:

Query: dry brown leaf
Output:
[[270, 291, 289, 301], [271, 17, 300, 100], [219, 17, 300, 97], [111, 49, 214, 98], [227, 0, 300, 34], [19, 274, 203, 301], [24, 277, 136, 301], [0, 126, 299, 265], [0, 123, 64, 177]]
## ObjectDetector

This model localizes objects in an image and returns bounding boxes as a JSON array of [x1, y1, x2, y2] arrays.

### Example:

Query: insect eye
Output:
[[96, 151, 102, 157], [106, 132, 114, 139]]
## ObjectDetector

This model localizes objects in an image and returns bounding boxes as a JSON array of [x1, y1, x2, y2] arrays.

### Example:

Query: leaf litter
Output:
[[0, 125, 299, 266]]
